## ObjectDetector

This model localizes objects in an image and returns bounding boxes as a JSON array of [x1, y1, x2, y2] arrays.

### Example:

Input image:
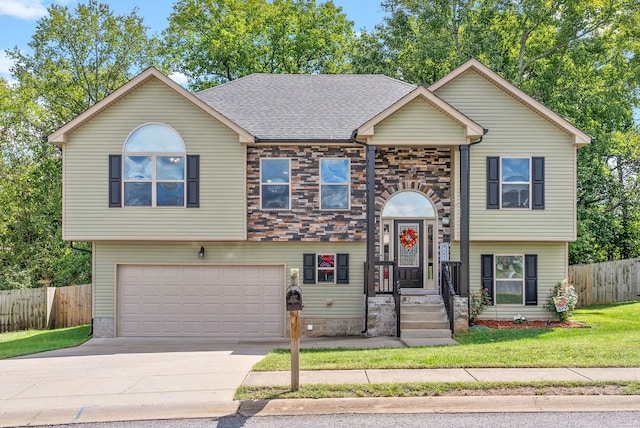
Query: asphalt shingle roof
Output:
[[195, 74, 417, 141]]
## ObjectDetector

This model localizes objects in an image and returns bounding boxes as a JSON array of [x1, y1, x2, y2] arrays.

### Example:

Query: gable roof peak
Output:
[[48, 67, 254, 145], [429, 59, 591, 146]]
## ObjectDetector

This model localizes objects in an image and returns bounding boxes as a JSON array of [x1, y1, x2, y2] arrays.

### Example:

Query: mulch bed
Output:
[[472, 319, 590, 329]]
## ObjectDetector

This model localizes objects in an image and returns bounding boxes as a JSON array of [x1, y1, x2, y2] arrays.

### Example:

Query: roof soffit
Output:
[[357, 86, 485, 142], [48, 67, 254, 145], [429, 59, 591, 146]]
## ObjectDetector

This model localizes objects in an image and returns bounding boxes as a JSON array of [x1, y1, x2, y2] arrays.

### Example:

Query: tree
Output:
[[1, 1, 160, 288], [162, 0, 354, 90], [7, 0, 160, 128], [353, 0, 640, 263]]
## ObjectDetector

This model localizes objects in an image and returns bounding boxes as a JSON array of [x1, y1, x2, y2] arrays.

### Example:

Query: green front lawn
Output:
[[0, 325, 91, 359], [254, 301, 640, 371]]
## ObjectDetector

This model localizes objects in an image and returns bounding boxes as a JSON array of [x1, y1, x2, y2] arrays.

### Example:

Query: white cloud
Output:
[[0, 50, 14, 76], [0, 0, 49, 20], [168, 72, 189, 87]]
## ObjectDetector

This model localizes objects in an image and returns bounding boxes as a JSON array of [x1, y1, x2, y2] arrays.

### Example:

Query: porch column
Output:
[[459, 144, 470, 297], [366, 144, 377, 297]]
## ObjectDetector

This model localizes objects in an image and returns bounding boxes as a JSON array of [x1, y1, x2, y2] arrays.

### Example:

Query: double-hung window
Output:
[[317, 254, 336, 284], [494, 255, 524, 304], [320, 158, 349, 210], [261, 159, 290, 210], [486, 156, 544, 209], [501, 158, 530, 208], [481, 254, 538, 306], [122, 124, 186, 207]]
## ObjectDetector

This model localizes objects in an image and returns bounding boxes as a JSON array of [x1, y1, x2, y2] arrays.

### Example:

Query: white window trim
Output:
[[317, 253, 337, 285], [494, 254, 525, 305], [260, 158, 291, 211], [500, 157, 531, 210], [319, 158, 351, 211], [122, 152, 186, 208]]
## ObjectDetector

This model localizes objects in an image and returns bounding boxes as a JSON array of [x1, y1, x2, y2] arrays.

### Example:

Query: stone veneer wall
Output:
[[247, 146, 367, 241], [374, 147, 452, 250], [286, 317, 363, 337], [453, 296, 469, 333], [93, 317, 114, 338], [366, 295, 396, 337]]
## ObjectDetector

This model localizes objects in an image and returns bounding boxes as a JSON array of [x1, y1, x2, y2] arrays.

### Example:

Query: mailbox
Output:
[[286, 285, 303, 311]]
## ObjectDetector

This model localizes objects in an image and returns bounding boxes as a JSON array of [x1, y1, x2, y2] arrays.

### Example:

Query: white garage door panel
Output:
[[118, 265, 284, 337]]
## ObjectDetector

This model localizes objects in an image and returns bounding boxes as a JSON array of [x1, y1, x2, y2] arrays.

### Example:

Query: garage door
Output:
[[117, 265, 284, 337]]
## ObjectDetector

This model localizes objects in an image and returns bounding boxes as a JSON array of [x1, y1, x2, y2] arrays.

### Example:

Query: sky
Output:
[[0, 0, 386, 81]]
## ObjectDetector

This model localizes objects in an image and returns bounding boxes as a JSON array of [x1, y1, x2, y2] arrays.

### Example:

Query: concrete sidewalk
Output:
[[2, 336, 640, 427], [244, 367, 640, 386]]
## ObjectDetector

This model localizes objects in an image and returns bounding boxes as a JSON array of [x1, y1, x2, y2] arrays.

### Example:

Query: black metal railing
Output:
[[374, 261, 401, 337], [440, 261, 461, 331]]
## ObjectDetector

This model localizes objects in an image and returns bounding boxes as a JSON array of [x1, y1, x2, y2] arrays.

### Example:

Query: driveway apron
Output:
[[0, 337, 279, 427]]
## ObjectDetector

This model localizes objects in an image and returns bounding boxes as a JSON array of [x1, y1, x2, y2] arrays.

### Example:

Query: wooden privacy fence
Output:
[[0, 284, 91, 333], [569, 258, 640, 307]]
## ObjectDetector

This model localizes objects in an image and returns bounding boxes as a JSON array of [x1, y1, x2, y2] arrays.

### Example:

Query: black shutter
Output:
[[486, 157, 500, 209], [525, 254, 538, 305], [336, 253, 349, 284], [186, 155, 200, 208], [532, 157, 544, 210], [480, 254, 494, 305], [109, 154, 122, 207], [303, 253, 315, 284]]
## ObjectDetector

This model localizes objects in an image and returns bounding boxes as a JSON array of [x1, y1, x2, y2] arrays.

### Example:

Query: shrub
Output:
[[470, 287, 491, 322], [545, 278, 578, 321], [513, 314, 528, 324]]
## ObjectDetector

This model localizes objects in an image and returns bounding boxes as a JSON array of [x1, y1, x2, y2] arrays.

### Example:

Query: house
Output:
[[48, 59, 591, 339]]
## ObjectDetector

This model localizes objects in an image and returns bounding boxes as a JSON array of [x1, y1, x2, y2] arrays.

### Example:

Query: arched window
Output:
[[123, 124, 186, 207], [381, 191, 435, 218]]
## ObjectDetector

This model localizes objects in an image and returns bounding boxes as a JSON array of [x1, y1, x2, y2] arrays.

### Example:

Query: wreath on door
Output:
[[399, 228, 418, 250]]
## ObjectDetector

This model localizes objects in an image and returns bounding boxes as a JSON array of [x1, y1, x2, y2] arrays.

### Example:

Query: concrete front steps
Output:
[[399, 290, 458, 347]]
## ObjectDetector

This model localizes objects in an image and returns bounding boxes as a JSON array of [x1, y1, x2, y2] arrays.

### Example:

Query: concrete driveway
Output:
[[0, 337, 284, 427]]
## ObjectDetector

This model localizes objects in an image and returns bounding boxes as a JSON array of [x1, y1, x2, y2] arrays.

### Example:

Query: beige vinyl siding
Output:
[[94, 241, 365, 320], [451, 241, 566, 320], [435, 71, 578, 241], [370, 99, 466, 145], [63, 79, 246, 241]]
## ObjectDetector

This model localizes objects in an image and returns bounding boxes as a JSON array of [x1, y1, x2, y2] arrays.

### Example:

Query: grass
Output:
[[0, 325, 92, 359], [236, 380, 640, 400], [253, 301, 640, 371]]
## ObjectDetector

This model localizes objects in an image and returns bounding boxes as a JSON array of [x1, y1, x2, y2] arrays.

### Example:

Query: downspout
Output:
[[459, 129, 488, 298], [70, 241, 92, 254], [353, 131, 376, 334]]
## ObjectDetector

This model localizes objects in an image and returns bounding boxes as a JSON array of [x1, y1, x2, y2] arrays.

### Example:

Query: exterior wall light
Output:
[[442, 216, 450, 226], [198, 246, 205, 258]]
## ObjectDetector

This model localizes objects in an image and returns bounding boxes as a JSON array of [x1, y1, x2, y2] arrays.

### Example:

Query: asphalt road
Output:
[[38, 411, 640, 428]]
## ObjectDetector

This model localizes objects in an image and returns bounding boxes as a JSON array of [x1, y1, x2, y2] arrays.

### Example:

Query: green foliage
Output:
[[7, 0, 161, 127], [512, 314, 528, 324], [353, 0, 640, 263], [545, 279, 579, 321], [162, 0, 355, 89], [2, 1, 157, 289], [469, 287, 490, 322]]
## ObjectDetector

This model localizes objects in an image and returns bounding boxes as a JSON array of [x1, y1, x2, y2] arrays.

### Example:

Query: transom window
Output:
[[261, 159, 290, 210], [320, 158, 350, 210], [381, 191, 436, 218], [501, 158, 530, 208], [495, 255, 524, 304], [123, 123, 186, 207]]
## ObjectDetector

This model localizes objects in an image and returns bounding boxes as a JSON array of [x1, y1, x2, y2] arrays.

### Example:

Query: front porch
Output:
[[365, 260, 468, 341]]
